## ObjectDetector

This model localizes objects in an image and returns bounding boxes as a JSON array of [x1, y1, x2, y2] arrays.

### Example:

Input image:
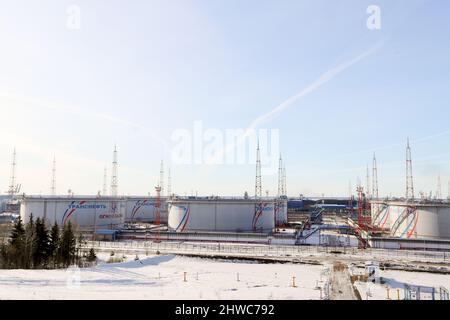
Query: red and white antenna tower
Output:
[[406, 138, 414, 201], [255, 140, 262, 199], [282, 165, 287, 197], [372, 153, 379, 200]]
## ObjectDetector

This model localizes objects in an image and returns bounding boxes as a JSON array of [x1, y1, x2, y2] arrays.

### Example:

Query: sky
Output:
[[0, 0, 450, 198]]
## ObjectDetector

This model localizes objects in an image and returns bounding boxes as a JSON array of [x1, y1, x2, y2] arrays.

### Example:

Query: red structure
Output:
[[357, 186, 372, 228]]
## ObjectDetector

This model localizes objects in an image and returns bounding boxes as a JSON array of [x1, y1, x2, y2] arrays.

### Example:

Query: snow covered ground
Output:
[[0, 253, 326, 300], [354, 269, 450, 300]]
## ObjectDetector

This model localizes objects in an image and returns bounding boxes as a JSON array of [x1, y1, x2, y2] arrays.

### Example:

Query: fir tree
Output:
[[60, 222, 76, 267], [34, 218, 50, 268], [24, 214, 36, 269], [0, 242, 9, 268], [9, 216, 26, 268], [48, 222, 60, 268]]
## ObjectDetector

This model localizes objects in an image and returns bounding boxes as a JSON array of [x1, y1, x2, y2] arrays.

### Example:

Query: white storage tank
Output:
[[20, 196, 125, 230], [168, 197, 275, 233], [372, 200, 450, 239], [274, 198, 288, 226], [125, 197, 168, 224]]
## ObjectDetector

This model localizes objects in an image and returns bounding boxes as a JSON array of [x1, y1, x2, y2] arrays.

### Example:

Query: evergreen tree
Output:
[[24, 214, 36, 269], [0, 242, 9, 268], [60, 222, 76, 267], [34, 218, 50, 268], [76, 233, 84, 264], [9, 216, 26, 268], [48, 222, 60, 268]]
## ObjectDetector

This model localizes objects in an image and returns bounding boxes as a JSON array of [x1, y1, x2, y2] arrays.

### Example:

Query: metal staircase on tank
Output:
[[372, 203, 389, 226], [310, 208, 325, 224], [390, 206, 417, 237]]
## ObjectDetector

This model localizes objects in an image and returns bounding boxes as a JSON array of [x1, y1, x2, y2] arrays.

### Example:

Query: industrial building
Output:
[[20, 196, 126, 230], [168, 197, 276, 233]]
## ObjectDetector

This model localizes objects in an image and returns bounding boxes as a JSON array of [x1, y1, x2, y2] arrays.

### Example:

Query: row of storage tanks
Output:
[[19, 196, 288, 233], [371, 201, 450, 239]]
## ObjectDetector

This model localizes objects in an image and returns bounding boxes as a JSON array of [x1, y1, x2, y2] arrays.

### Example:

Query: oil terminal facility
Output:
[[2, 140, 450, 251]]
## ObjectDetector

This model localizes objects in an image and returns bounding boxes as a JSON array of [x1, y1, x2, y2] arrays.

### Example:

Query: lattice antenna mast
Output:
[[102, 166, 108, 196], [159, 160, 164, 197], [366, 164, 371, 199], [437, 174, 442, 200], [372, 153, 379, 200], [277, 154, 283, 197], [167, 167, 172, 198], [110, 145, 118, 197], [51, 156, 56, 196], [282, 165, 287, 197], [154, 185, 161, 242], [8, 148, 17, 198], [406, 138, 415, 201], [447, 179, 450, 201], [255, 139, 262, 199]]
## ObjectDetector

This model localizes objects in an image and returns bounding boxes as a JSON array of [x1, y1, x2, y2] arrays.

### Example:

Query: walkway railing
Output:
[[81, 240, 449, 264]]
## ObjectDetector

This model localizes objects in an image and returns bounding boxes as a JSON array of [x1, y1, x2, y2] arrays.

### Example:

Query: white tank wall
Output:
[[168, 200, 275, 233], [125, 198, 168, 223], [274, 199, 288, 226], [20, 198, 125, 229], [379, 203, 450, 239]]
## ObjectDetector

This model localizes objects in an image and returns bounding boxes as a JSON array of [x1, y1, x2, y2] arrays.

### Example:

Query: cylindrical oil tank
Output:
[[20, 196, 125, 230], [125, 197, 168, 223], [168, 198, 275, 233], [370, 201, 392, 229], [274, 198, 288, 226], [375, 201, 450, 239]]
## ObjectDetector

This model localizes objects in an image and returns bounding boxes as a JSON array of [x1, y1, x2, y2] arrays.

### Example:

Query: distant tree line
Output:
[[0, 215, 96, 269]]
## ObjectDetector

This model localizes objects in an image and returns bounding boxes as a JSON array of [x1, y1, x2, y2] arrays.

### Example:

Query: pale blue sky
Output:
[[0, 0, 449, 197]]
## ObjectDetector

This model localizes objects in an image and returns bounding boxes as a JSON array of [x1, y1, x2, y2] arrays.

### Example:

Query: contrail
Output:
[[213, 43, 383, 162], [245, 44, 382, 133]]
